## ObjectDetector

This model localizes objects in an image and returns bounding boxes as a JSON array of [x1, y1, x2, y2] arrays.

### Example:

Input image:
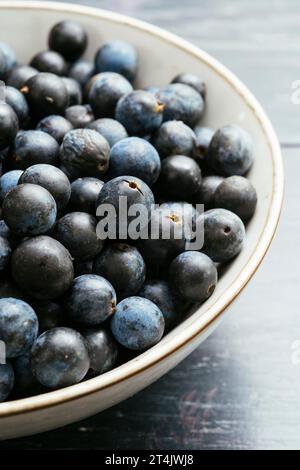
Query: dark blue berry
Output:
[[93, 243, 146, 298], [171, 73, 206, 100], [60, 128, 110, 179], [83, 327, 118, 375], [95, 41, 137, 83], [70, 177, 103, 214], [96, 176, 154, 238], [69, 59, 94, 87], [151, 120, 197, 158], [30, 50, 67, 76], [158, 83, 204, 127], [0, 169, 23, 202], [6, 64, 38, 89], [115, 90, 163, 135], [19, 163, 71, 211], [49, 21, 88, 62], [87, 72, 132, 118], [36, 114, 73, 144], [62, 77, 82, 106], [11, 130, 59, 169], [109, 137, 161, 186], [65, 104, 94, 128], [53, 212, 103, 262], [201, 208, 246, 262], [0, 103, 19, 151], [196, 175, 224, 209], [31, 327, 90, 388], [160, 201, 197, 240], [193, 126, 214, 163], [0, 298, 38, 358], [139, 207, 188, 271], [138, 280, 183, 330], [208, 125, 254, 176], [111, 296, 164, 350], [2, 183, 57, 236], [169, 251, 217, 302], [5, 86, 29, 124], [21, 72, 69, 118], [0, 363, 14, 402], [214, 175, 257, 221], [157, 155, 202, 200], [11, 236, 74, 300], [87, 118, 128, 147], [65, 274, 116, 326]]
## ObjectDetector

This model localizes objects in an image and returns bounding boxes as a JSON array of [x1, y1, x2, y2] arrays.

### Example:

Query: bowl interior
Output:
[[0, 2, 283, 413]]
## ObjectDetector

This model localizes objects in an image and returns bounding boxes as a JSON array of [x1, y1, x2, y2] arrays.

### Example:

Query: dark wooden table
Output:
[[1, 0, 298, 450]]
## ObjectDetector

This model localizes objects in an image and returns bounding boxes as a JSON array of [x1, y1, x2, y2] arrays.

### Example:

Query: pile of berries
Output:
[[0, 20, 257, 402]]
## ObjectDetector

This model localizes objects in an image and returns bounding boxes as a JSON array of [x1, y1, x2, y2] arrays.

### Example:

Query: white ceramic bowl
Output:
[[0, 1, 283, 440]]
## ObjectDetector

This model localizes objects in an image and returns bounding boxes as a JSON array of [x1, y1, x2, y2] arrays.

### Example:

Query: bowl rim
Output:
[[0, 0, 284, 418]]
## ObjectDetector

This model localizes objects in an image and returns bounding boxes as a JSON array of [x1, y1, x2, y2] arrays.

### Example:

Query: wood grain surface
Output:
[[0, 0, 297, 450]]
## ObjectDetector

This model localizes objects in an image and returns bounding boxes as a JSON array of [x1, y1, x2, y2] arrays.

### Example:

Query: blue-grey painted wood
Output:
[[0, 0, 296, 450]]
